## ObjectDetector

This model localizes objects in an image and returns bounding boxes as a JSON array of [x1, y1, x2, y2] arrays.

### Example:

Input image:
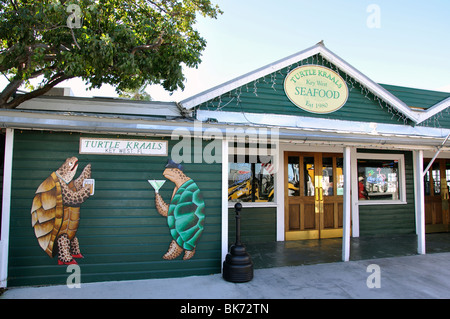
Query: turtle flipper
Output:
[[60, 181, 91, 207], [183, 249, 195, 260], [163, 240, 183, 260], [73, 164, 91, 189], [70, 236, 83, 258], [57, 234, 77, 265], [155, 193, 169, 217]]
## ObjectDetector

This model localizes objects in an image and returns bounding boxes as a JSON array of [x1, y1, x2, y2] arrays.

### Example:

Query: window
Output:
[[356, 153, 406, 204], [228, 158, 275, 203]]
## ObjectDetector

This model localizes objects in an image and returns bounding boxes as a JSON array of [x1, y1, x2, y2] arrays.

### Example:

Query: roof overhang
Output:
[[196, 109, 450, 150], [18, 95, 180, 118], [1, 108, 449, 151]]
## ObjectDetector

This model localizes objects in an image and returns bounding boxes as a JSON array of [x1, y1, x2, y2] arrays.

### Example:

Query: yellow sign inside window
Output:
[[284, 65, 349, 114]]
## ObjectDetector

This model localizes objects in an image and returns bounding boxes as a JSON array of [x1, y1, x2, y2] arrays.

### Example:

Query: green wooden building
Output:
[[1, 42, 450, 287]]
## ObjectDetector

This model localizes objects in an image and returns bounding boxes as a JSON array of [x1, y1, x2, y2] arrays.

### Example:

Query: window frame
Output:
[[227, 146, 277, 208], [356, 153, 407, 205]]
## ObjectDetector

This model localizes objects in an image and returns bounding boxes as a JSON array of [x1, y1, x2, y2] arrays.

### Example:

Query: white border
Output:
[[0, 129, 14, 288]]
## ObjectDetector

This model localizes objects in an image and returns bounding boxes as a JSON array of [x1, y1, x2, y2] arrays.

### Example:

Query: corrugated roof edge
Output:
[[17, 94, 181, 118]]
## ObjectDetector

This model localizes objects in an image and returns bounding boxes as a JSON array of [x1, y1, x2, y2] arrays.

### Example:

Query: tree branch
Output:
[[0, 73, 72, 109], [70, 28, 81, 50], [147, 1, 169, 14], [0, 78, 23, 106], [9, 0, 18, 11], [131, 32, 165, 55]]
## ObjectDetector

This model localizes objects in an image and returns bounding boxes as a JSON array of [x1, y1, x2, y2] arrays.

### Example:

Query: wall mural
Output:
[[30, 155, 205, 266], [151, 159, 206, 260], [31, 157, 94, 265]]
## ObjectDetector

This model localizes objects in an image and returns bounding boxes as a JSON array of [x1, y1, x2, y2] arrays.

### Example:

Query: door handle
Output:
[[315, 187, 323, 201]]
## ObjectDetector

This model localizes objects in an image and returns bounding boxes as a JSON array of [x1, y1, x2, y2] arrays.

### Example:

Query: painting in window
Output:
[[357, 158, 399, 201], [228, 161, 275, 203]]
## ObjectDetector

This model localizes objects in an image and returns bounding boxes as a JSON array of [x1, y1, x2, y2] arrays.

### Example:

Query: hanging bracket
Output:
[[422, 132, 450, 177]]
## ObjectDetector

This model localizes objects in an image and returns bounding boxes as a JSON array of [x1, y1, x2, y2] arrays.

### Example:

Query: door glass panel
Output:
[[322, 157, 333, 196], [424, 169, 431, 196], [446, 161, 450, 194], [288, 156, 300, 197], [303, 157, 315, 196], [432, 162, 440, 195], [336, 157, 344, 196]]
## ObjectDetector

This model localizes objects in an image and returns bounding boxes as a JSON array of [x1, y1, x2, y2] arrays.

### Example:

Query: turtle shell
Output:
[[31, 172, 80, 257], [167, 179, 205, 251]]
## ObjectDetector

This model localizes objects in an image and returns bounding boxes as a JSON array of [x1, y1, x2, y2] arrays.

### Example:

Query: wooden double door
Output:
[[424, 158, 450, 233], [285, 152, 344, 240]]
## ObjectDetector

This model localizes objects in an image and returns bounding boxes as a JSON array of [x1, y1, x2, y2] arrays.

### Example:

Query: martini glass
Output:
[[148, 179, 166, 193]]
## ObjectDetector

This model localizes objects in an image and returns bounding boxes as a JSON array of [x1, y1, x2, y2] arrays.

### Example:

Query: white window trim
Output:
[[356, 153, 407, 205], [227, 144, 278, 207]]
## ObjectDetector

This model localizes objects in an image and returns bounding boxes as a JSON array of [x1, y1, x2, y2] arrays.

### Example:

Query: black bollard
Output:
[[222, 203, 253, 283]]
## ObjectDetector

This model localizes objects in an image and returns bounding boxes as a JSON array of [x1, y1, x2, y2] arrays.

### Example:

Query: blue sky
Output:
[[3, 0, 450, 101], [151, 0, 450, 101]]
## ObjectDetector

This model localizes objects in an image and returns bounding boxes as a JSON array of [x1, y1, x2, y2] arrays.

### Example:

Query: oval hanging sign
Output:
[[284, 65, 349, 114]]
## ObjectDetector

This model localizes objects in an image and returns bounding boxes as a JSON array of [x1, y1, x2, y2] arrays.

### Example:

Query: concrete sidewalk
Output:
[[2, 252, 450, 299]]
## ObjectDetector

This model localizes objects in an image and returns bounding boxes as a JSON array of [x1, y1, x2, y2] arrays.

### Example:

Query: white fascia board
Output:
[[0, 109, 185, 135], [180, 44, 322, 110], [180, 43, 420, 123], [19, 96, 180, 117], [180, 44, 418, 122], [317, 46, 420, 123], [197, 109, 450, 143], [416, 96, 450, 124]]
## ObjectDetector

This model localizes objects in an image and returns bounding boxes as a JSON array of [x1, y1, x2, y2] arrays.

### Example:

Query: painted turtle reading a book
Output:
[[151, 160, 205, 260]]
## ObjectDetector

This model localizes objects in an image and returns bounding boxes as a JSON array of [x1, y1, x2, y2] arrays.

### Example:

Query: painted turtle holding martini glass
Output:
[[149, 160, 205, 260]]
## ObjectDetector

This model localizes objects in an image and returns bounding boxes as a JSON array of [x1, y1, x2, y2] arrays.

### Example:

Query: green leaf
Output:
[[0, 0, 222, 108]]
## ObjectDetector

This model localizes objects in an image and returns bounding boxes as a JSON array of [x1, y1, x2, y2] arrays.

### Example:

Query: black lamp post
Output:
[[222, 203, 253, 283]]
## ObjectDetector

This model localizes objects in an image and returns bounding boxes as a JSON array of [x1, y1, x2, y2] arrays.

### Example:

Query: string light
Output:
[[198, 53, 446, 128]]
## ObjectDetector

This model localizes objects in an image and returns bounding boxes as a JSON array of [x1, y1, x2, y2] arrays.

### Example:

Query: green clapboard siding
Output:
[[8, 130, 222, 287], [228, 207, 276, 246], [358, 150, 416, 236], [197, 55, 413, 126]]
